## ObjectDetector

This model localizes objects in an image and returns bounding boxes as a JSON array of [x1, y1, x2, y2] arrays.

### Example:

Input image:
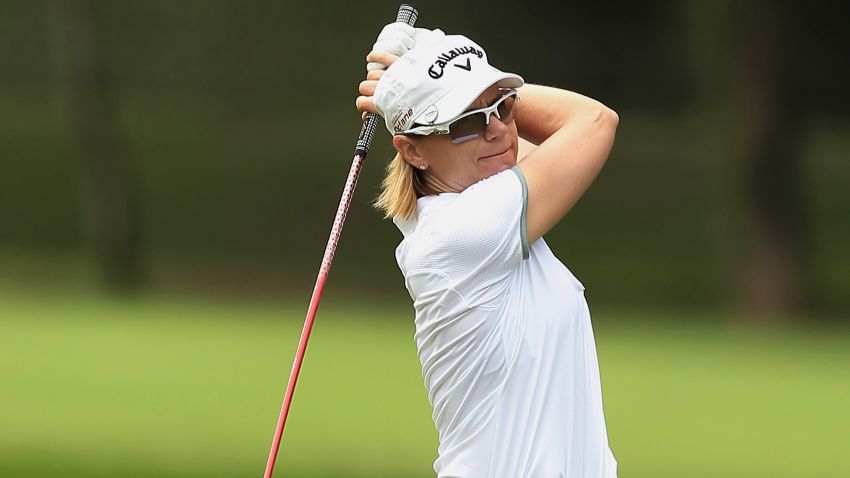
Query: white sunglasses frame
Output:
[[398, 89, 519, 143]]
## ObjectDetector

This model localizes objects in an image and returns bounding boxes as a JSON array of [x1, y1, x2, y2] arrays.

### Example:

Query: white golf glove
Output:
[[366, 23, 443, 72]]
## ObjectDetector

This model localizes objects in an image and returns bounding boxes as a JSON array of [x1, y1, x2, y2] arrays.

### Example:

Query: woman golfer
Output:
[[357, 24, 619, 477]]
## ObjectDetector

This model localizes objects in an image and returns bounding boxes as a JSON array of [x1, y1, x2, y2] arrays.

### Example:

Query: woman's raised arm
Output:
[[514, 84, 619, 243]]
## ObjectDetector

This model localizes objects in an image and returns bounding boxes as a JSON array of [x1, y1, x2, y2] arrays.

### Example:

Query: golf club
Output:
[[261, 4, 418, 477]]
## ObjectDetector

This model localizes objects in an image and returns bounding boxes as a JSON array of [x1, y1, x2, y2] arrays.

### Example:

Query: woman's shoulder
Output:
[[423, 168, 522, 217], [461, 167, 522, 196]]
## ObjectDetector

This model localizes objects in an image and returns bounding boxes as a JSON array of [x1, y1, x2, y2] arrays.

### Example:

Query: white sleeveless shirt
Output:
[[393, 167, 617, 478]]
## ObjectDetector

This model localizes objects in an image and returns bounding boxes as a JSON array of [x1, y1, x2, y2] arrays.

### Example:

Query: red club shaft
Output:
[[262, 6, 417, 476], [263, 153, 365, 478]]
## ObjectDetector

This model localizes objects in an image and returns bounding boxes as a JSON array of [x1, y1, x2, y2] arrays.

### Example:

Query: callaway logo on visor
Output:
[[428, 45, 484, 79]]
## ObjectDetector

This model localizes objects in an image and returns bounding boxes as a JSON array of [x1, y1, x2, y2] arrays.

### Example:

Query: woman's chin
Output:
[[479, 149, 516, 173]]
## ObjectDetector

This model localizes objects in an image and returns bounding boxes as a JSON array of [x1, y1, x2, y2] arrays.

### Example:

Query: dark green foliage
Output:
[[0, 1, 847, 312]]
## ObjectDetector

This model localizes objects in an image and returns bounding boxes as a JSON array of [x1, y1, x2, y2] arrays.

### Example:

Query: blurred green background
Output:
[[2, 0, 848, 477]]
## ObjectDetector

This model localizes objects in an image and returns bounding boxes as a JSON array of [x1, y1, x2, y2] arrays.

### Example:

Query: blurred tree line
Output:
[[0, 0, 847, 320]]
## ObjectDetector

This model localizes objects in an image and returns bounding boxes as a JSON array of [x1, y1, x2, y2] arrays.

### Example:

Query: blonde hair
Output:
[[374, 151, 440, 220]]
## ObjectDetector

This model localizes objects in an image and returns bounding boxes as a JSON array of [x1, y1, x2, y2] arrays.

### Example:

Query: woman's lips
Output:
[[480, 148, 509, 160]]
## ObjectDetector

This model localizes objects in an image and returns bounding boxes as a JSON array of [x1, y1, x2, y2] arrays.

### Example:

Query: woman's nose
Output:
[[483, 112, 509, 141]]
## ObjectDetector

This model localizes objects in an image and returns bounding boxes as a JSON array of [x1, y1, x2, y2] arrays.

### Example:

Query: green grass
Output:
[[1, 293, 848, 477]]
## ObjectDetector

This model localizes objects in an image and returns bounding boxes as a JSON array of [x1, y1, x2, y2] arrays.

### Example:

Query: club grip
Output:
[[355, 4, 418, 156], [395, 4, 418, 25]]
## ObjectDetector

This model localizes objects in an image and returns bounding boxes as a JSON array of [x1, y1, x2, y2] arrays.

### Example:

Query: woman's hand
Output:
[[356, 51, 400, 116], [356, 21, 419, 118], [366, 22, 419, 71], [357, 23, 442, 118]]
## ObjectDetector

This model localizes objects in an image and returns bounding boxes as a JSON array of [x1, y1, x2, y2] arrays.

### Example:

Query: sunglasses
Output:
[[400, 89, 519, 144]]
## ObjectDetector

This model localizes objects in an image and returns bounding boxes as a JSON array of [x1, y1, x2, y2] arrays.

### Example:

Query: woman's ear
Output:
[[393, 135, 423, 166]]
